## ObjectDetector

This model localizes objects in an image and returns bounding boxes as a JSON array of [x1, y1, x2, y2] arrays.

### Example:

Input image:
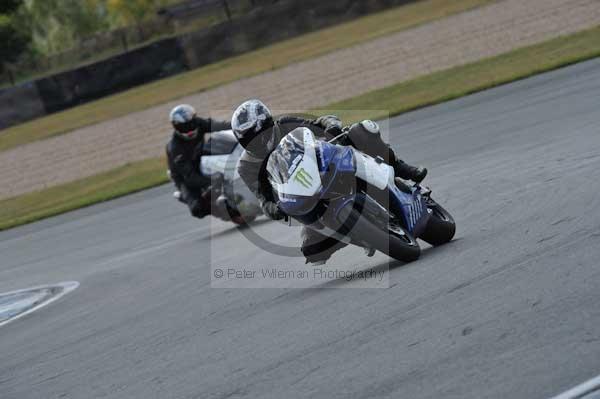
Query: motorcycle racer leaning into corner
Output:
[[166, 104, 243, 222], [232, 99, 428, 264]]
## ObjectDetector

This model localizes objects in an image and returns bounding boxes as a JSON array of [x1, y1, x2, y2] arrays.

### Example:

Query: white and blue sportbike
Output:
[[266, 127, 455, 262]]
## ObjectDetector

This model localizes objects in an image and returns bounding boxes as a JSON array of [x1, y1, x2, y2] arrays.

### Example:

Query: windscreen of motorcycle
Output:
[[267, 127, 323, 215]]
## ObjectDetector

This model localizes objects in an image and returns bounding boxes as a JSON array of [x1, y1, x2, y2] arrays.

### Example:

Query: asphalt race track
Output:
[[1, 59, 600, 399]]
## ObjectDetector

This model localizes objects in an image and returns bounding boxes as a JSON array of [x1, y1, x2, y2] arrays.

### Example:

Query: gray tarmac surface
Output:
[[1, 59, 600, 399]]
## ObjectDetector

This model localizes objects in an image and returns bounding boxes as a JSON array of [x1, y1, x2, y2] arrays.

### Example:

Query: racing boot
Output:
[[392, 158, 428, 183], [387, 144, 427, 183]]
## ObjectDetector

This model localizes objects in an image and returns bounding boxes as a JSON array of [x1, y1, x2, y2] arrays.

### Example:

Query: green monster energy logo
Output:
[[294, 168, 314, 189]]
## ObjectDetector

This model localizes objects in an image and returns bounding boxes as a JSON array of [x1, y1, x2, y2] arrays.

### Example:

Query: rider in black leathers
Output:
[[232, 99, 428, 264], [166, 104, 234, 220]]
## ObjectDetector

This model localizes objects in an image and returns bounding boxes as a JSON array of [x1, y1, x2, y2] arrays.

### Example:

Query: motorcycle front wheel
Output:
[[420, 198, 456, 246], [340, 206, 421, 262]]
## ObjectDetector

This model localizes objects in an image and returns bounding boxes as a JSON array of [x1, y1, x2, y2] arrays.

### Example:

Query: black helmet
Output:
[[170, 104, 198, 140], [231, 99, 275, 157]]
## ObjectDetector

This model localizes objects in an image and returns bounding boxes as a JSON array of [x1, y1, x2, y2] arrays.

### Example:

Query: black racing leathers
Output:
[[166, 117, 231, 218]]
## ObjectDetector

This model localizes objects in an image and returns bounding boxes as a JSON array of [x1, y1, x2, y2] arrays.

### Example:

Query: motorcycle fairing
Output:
[[200, 144, 243, 179], [270, 128, 357, 216], [267, 128, 321, 215], [269, 127, 430, 234], [273, 128, 322, 197], [202, 130, 239, 155], [319, 141, 355, 174], [389, 185, 429, 234]]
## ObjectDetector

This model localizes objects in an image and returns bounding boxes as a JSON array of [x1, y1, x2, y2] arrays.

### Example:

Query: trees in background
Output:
[[107, 0, 170, 27], [0, 0, 186, 85], [18, 0, 110, 55], [0, 0, 31, 83], [0, 15, 29, 63], [10, 0, 173, 57], [0, 0, 21, 14]]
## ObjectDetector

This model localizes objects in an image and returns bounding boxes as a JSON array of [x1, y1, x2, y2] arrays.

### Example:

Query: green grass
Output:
[[0, 0, 494, 153], [2, 25, 600, 231], [0, 158, 168, 231]]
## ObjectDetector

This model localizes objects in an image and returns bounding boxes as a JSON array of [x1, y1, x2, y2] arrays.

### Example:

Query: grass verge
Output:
[[0, 158, 168, 231], [2, 26, 600, 231], [0, 0, 494, 153]]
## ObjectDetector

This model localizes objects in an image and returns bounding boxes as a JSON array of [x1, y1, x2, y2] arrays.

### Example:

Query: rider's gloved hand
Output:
[[314, 115, 342, 128], [261, 200, 286, 221], [314, 115, 343, 136], [324, 124, 343, 138]]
